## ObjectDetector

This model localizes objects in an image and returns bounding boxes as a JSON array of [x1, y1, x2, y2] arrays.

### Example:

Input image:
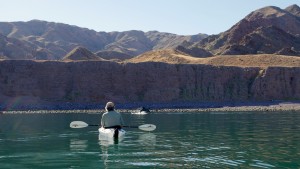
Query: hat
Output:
[[105, 102, 115, 109]]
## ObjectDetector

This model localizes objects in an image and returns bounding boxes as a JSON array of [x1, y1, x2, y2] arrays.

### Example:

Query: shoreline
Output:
[[151, 103, 300, 113], [2, 101, 300, 114]]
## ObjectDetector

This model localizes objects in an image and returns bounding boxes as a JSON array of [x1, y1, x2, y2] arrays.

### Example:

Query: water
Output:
[[0, 111, 300, 168]]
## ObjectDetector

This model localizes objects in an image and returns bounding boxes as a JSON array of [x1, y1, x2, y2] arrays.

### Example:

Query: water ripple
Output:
[[0, 111, 300, 168]]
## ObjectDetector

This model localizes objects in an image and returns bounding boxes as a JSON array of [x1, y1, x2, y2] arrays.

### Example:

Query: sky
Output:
[[0, 0, 299, 35]]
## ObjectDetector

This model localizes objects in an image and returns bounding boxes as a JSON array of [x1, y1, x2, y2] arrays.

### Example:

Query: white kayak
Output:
[[131, 110, 148, 115], [98, 127, 126, 140]]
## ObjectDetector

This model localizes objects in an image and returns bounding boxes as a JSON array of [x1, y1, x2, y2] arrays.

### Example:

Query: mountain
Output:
[[62, 46, 105, 61], [285, 4, 300, 17], [0, 33, 37, 59], [127, 48, 300, 67], [127, 49, 200, 64], [188, 4, 300, 56], [95, 50, 132, 61], [0, 4, 299, 60], [0, 20, 207, 60]]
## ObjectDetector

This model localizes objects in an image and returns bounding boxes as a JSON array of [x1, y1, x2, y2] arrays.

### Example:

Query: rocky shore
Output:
[[151, 102, 300, 113], [2, 101, 300, 114]]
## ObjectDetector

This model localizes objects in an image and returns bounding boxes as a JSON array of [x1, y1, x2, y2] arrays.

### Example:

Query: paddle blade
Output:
[[70, 121, 89, 128], [138, 124, 156, 131]]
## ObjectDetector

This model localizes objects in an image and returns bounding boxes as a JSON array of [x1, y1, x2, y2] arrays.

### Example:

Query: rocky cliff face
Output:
[[0, 60, 299, 106], [190, 4, 300, 56]]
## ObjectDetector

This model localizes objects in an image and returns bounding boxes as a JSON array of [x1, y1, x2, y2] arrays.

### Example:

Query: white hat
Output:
[[105, 102, 115, 109]]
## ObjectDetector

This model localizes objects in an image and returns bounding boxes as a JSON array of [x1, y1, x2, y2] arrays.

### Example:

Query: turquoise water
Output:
[[0, 111, 300, 168]]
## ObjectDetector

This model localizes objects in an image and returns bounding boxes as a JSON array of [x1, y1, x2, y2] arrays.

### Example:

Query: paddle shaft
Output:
[[88, 124, 138, 128], [70, 121, 156, 131]]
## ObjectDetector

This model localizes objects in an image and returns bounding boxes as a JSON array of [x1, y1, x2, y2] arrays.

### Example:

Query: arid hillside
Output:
[[127, 50, 201, 64], [0, 5, 299, 60], [128, 49, 300, 67], [0, 20, 207, 60], [182, 4, 300, 56], [62, 46, 105, 61]]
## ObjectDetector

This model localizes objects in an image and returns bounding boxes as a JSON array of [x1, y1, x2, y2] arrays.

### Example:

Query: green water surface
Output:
[[0, 111, 300, 168]]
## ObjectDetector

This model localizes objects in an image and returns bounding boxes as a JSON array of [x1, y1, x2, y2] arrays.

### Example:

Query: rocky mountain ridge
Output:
[[62, 46, 105, 61], [0, 20, 207, 60], [189, 4, 300, 56], [0, 4, 299, 61]]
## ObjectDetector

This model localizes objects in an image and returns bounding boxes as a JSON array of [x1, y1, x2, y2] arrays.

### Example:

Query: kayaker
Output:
[[101, 102, 125, 138], [139, 106, 150, 113]]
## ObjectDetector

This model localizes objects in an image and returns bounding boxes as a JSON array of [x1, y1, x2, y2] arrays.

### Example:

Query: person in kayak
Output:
[[101, 102, 125, 138]]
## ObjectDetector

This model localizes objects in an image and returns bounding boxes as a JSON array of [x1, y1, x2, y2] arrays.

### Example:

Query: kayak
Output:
[[98, 127, 126, 140], [131, 110, 148, 115], [132, 107, 150, 114]]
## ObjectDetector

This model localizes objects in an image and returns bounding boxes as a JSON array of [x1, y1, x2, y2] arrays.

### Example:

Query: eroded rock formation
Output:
[[0, 60, 299, 106]]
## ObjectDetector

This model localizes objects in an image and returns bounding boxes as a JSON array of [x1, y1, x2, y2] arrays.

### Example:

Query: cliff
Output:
[[0, 60, 299, 108]]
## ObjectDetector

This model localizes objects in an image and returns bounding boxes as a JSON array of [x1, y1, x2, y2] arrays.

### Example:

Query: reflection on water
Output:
[[100, 145, 109, 168], [98, 135, 126, 169], [69, 139, 88, 151], [98, 136, 124, 146], [138, 133, 156, 146], [0, 111, 300, 168]]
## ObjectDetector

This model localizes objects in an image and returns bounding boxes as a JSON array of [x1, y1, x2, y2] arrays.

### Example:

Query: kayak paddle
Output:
[[70, 121, 156, 131]]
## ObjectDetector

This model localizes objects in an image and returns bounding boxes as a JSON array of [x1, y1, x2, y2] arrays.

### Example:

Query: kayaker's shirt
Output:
[[101, 110, 124, 127]]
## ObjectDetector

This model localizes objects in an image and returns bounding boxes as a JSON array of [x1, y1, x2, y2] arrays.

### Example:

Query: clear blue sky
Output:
[[0, 0, 299, 35]]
